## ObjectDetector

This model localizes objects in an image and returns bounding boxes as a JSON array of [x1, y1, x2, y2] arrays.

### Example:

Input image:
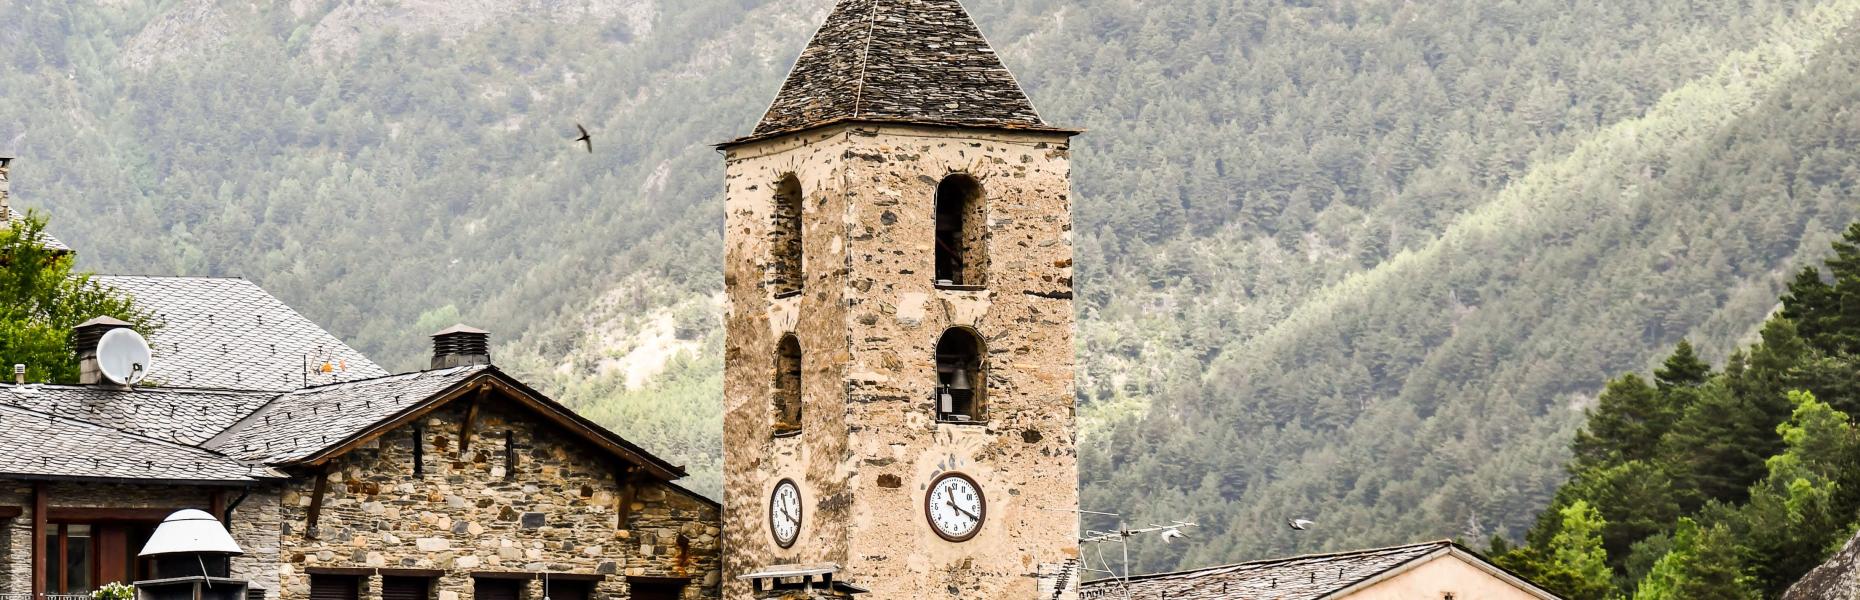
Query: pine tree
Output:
[[1573, 374, 1678, 469], [1654, 340, 1712, 390]]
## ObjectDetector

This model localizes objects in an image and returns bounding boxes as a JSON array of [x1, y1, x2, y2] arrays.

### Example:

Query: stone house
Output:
[[0, 165, 722, 600]]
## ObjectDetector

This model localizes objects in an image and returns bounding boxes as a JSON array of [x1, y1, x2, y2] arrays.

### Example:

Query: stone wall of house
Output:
[[271, 398, 721, 600], [0, 479, 282, 596], [721, 123, 1081, 599]]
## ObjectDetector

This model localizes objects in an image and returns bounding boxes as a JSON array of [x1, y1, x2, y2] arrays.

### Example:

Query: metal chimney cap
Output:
[[139, 509, 244, 557], [76, 316, 134, 329], [432, 324, 489, 336]]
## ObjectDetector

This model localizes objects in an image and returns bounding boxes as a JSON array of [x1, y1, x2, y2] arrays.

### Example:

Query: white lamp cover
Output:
[[139, 509, 245, 557]]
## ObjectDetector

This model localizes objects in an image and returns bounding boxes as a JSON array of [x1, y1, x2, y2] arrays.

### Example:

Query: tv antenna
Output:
[[1046, 508, 1198, 600], [97, 328, 153, 387]]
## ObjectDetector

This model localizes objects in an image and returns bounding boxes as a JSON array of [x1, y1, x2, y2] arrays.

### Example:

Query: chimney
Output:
[[74, 316, 133, 385], [431, 324, 491, 369], [1, 157, 12, 220], [13, 364, 24, 385]]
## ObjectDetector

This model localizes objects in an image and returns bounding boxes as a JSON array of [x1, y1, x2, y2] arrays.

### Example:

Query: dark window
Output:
[[411, 423, 425, 477], [503, 430, 518, 480], [773, 334, 803, 436], [474, 578, 522, 600], [626, 580, 685, 600], [934, 175, 987, 287], [309, 575, 361, 600], [771, 174, 805, 296], [544, 581, 591, 600], [935, 328, 986, 422], [382, 577, 431, 600]]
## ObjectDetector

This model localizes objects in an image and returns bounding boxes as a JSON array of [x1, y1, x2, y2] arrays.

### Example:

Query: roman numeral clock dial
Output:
[[770, 479, 801, 549], [926, 473, 986, 542]]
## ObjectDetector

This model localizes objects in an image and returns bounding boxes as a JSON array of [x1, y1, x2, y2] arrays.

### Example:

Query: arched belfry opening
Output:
[[935, 328, 985, 422], [774, 334, 803, 436], [771, 174, 805, 296], [934, 175, 987, 287]]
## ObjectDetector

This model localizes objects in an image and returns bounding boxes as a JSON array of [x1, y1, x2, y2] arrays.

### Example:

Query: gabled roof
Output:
[[205, 366, 688, 481], [0, 384, 274, 446], [0, 403, 275, 484], [207, 366, 489, 464], [95, 276, 388, 391], [1080, 541, 1559, 600], [741, 0, 1058, 143]]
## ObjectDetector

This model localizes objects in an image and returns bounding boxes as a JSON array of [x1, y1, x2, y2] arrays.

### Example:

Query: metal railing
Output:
[[0, 593, 96, 600]]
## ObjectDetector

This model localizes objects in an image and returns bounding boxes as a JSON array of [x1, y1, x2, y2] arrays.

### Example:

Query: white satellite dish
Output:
[[97, 327, 153, 386]]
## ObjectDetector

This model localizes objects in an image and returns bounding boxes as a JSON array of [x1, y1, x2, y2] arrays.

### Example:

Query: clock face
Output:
[[925, 472, 985, 542], [770, 479, 802, 549]]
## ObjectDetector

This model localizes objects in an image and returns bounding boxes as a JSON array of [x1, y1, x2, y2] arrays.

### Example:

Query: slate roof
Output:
[[1079, 541, 1553, 600], [96, 276, 388, 391], [207, 366, 488, 464], [1, 206, 72, 252], [0, 403, 271, 483], [0, 384, 274, 446], [744, 0, 1057, 141]]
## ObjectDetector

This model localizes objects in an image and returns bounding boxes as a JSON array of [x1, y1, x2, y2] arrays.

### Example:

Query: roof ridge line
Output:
[[1104, 540, 1453, 584], [849, 0, 882, 120], [958, 0, 1046, 126], [93, 274, 249, 280]]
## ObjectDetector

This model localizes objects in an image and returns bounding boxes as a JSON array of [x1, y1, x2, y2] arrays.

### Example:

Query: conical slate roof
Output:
[[748, 0, 1051, 138]]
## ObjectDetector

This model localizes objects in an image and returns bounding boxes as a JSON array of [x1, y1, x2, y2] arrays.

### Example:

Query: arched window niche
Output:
[[774, 334, 803, 436], [935, 328, 986, 423], [934, 175, 987, 288], [771, 174, 805, 297]]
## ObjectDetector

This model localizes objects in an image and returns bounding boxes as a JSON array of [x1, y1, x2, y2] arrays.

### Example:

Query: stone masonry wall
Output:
[[0, 480, 282, 596], [721, 123, 1081, 599], [272, 398, 721, 600]]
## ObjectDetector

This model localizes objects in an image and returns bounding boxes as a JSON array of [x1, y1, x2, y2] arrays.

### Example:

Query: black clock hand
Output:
[[946, 499, 979, 522]]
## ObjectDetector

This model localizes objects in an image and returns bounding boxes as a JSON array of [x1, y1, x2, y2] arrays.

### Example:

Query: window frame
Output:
[[933, 327, 988, 424], [773, 334, 804, 437], [933, 174, 988, 289], [770, 174, 806, 298]]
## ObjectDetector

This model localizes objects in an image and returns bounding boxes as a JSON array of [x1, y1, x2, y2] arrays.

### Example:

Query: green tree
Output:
[[1632, 518, 1756, 600], [0, 212, 157, 383], [1654, 340, 1712, 391], [1532, 500, 1621, 600], [1574, 374, 1681, 469]]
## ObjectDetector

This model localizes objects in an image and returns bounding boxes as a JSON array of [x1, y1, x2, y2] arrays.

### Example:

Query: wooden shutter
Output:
[[382, 577, 430, 600], [626, 581, 684, 600], [309, 575, 359, 600], [474, 578, 522, 600]]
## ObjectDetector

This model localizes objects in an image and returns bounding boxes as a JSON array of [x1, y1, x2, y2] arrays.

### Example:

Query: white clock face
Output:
[[926, 473, 985, 542], [770, 479, 802, 548]]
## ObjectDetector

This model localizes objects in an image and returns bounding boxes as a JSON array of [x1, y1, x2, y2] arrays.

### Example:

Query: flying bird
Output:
[[1288, 519, 1316, 531], [1159, 528, 1188, 543], [574, 123, 593, 153]]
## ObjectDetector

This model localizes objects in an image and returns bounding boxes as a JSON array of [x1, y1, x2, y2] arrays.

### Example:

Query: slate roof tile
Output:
[[96, 276, 388, 391], [0, 384, 274, 446], [0, 402, 271, 483], [748, 0, 1053, 139], [207, 366, 487, 464], [1080, 541, 1451, 600], [1, 207, 71, 252]]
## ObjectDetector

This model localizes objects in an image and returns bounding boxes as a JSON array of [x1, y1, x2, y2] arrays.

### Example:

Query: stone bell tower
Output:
[[718, 0, 1081, 598]]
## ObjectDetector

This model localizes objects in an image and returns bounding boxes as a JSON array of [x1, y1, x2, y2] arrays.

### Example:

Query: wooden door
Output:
[[94, 526, 130, 587]]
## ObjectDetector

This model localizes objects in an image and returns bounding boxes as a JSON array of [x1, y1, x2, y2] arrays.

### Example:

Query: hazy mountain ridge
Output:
[[5, 0, 1860, 571]]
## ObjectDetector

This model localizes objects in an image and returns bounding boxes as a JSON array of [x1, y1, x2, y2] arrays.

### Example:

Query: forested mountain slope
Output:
[[3, 0, 1859, 572]]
